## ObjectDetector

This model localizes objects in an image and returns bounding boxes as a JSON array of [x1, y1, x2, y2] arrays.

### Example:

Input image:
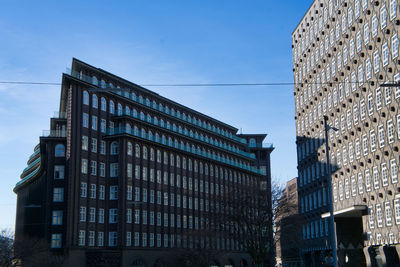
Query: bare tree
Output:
[[13, 236, 65, 267], [0, 229, 13, 267]]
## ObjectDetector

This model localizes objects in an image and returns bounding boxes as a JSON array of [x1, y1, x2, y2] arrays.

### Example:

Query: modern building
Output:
[[275, 178, 302, 267], [14, 58, 273, 267], [292, 0, 400, 266]]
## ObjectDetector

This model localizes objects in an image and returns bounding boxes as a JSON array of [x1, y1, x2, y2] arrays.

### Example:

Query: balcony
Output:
[[65, 68, 247, 145], [105, 127, 264, 175], [113, 110, 255, 160], [42, 130, 66, 138]]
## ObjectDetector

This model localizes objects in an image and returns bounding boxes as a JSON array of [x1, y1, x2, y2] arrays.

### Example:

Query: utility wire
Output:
[[0, 80, 398, 87]]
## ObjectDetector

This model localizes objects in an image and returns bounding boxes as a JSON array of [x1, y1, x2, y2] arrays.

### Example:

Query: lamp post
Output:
[[324, 115, 339, 267]]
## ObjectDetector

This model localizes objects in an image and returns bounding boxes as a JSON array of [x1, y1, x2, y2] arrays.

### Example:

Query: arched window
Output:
[[145, 98, 150, 106], [155, 133, 160, 142], [148, 131, 153, 140], [150, 148, 155, 161], [132, 109, 138, 117], [101, 97, 107, 111], [83, 91, 89, 105], [138, 95, 143, 103], [143, 146, 148, 159], [154, 117, 158, 125], [125, 142, 132, 157], [100, 80, 106, 88], [166, 121, 170, 129], [125, 106, 130, 116], [172, 124, 177, 131], [92, 94, 98, 108], [141, 128, 146, 138], [111, 141, 119, 155], [134, 126, 139, 135], [135, 144, 140, 158], [170, 153, 174, 166], [140, 112, 145, 120], [117, 104, 122, 115], [126, 123, 131, 132], [164, 152, 168, 164], [177, 111, 181, 118], [92, 76, 98, 86], [161, 135, 166, 144], [152, 100, 157, 108], [109, 100, 115, 114], [158, 103, 163, 111], [165, 106, 169, 114], [168, 137, 173, 146], [171, 108, 175, 116], [55, 144, 65, 157], [131, 92, 137, 101], [147, 114, 151, 122], [160, 119, 164, 127]]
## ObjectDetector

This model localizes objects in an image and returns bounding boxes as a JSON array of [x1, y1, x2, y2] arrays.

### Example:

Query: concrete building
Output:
[[292, 0, 400, 266], [14, 58, 273, 267], [276, 178, 303, 267]]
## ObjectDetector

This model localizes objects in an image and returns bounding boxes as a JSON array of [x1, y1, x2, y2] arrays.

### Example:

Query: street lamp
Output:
[[324, 115, 339, 267]]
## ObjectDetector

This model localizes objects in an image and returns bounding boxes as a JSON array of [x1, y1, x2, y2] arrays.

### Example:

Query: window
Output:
[[109, 209, 118, 223], [127, 208, 132, 223], [378, 124, 385, 148], [80, 182, 87, 197], [382, 163, 389, 186], [99, 185, 105, 200], [392, 34, 399, 59], [54, 165, 64, 179], [53, 188, 64, 202], [381, 5, 387, 29], [100, 141, 106, 155], [91, 115, 97, 131], [110, 163, 119, 177], [370, 130, 376, 152], [391, 159, 398, 184], [90, 184, 96, 199], [376, 204, 383, 227], [385, 202, 392, 226], [109, 100, 115, 114], [110, 186, 118, 200], [109, 232, 117, 246], [111, 141, 119, 155], [98, 209, 105, 223], [373, 166, 380, 189], [369, 206, 375, 229], [365, 169, 371, 192], [52, 211, 63, 225], [88, 231, 95, 246], [100, 162, 105, 177], [382, 43, 389, 66], [92, 94, 98, 108], [55, 144, 65, 157], [51, 234, 62, 248], [97, 232, 104, 246], [100, 119, 106, 133], [89, 207, 96, 222], [82, 136, 88, 151], [81, 159, 88, 174], [79, 207, 86, 222], [90, 160, 97, 175], [388, 120, 394, 143], [395, 199, 400, 224], [100, 97, 107, 111], [390, 0, 397, 20], [83, 91, 89, 105]]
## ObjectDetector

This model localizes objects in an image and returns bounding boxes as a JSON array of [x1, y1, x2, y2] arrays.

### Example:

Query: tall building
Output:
[[292, 0, 400, 266], [275, 178, 302, 267], [14, 58, 273, 267]]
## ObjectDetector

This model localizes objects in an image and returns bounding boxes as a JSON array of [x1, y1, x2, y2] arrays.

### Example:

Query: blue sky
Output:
[[0, 0, 311, 229]]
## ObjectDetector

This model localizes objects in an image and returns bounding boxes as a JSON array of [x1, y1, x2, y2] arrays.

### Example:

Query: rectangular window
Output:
[[392, 34, 399, 59], [82, 113, 89, 128], [88, 231, 95, 246], [98, 208, 104, 223], [100, 162, 105, 177], [52, 210, 63, 225], [369, 206, 375, 229], [109, 232, 117, 246], [382, 163, 389, 186], [382, 43, 389, 66], [79, 206, 86, 222], [99, 185, 105, 200], [365, 169, 371, 192], [385, 202, 392, 226], [78, 230, 85, 246], [51, 234, 62, 248], [54, 165, 64, 179], [100, 119, 106, 133], [100, 141, 106, 155], [98, 232, 104, 246], [391, 159, 398, 184], [109, 209, 118, 223], [80, 182, 87, 197], [110, 186, 118, 200], [377, 204, 383, 228], [90, 160, 97, 175], [91, 115, 97, 130], [53, 188, 64, 202], [394, 199, 400, 224], [91, 138, 97, 153], [81, 159, 88, 174], [90, 184, 96, 199], [110, 163, 119, 177], [89, 207, 96, 222]]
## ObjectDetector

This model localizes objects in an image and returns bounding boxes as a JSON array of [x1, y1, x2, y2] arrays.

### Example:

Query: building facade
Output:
[[14, 58, 273, 267], [276, 178, 302, 267], [292, 0, 400, 266]]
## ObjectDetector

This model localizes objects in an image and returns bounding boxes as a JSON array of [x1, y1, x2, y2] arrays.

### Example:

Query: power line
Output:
[[0, 80, 396, 87]]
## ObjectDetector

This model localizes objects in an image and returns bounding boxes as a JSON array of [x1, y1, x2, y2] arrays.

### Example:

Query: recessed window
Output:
[[52, 211, 63, 225], [51, 234, 62, 248], [54, 165, 64, 179], [55, 144, 65, 157], [53, 188, 64, 202], [82, 91, 89, 105]]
